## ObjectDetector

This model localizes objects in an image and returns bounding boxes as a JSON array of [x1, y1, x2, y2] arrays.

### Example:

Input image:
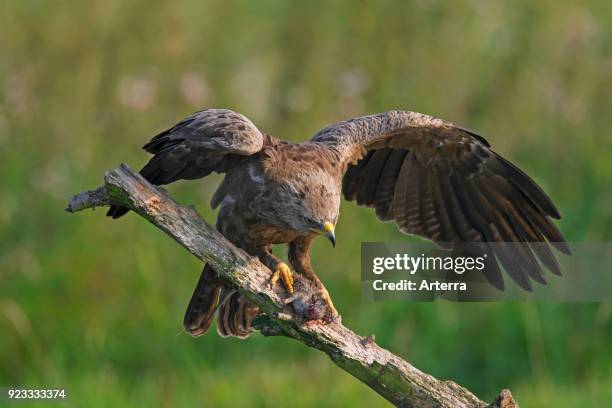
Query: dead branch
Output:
[[66, 164, 519, 408]]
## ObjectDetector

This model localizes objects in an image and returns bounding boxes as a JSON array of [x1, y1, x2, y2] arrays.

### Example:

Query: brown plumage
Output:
[[107, 109, 568, 338]]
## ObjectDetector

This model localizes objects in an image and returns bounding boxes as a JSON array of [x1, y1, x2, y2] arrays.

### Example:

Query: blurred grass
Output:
[[1, 0, 611, 406]]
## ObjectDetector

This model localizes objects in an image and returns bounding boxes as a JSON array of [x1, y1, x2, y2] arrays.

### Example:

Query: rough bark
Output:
[[66, 164, 519, 408]]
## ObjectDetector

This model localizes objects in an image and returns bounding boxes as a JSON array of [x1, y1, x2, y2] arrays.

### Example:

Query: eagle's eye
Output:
[[303, 216, 318, 227]]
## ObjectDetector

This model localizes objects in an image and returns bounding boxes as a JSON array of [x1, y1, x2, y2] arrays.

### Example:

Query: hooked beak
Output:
[[323, 222, 336, 248]]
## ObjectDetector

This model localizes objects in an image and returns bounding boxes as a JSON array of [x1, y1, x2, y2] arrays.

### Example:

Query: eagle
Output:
[[107, 109, 568, 338]]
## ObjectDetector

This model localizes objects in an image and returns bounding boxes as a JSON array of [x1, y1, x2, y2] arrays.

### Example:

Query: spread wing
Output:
[[312, 110, 569, 291], [107, 109, 263, 218]]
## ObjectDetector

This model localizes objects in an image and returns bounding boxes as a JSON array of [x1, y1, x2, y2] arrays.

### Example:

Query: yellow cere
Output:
[[323, 222, 335, 233]]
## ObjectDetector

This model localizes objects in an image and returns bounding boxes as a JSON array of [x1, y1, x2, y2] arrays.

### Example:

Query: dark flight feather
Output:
[[322, 110, 568, 291], [343, 150, 374, 201], [357, 149, 392, 207], [374, 149, 407, 221]]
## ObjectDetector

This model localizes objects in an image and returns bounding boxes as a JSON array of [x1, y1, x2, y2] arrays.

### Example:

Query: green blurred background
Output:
[[1, 0, 611, 406]]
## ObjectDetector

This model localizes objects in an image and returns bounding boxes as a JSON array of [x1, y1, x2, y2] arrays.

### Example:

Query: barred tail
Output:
[[184, 264, 260, 338], [183, 264, 224, 337], [216, 291, 260, 339]]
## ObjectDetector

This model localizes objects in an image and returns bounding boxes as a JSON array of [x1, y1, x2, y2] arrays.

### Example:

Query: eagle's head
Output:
[[283, 168, 340, 247]]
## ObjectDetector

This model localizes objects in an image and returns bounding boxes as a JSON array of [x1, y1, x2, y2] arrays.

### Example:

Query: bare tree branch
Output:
[[67, 164, 519, 408]]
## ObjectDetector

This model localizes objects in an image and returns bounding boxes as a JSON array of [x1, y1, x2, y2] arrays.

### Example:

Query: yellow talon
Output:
[[319, 287, 336, 314], [314, 287, 339, 322], [270, 262, 294, 294]]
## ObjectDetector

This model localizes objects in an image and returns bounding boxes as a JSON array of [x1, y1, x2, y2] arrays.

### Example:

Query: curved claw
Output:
[[269, 262, 294, 294], [317, 288, 340, 323]]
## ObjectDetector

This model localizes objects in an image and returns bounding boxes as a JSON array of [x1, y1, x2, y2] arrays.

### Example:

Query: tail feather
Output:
[[183, 265, 225, 337], [183, 264, 260, 338], [216, 291, 259, 338]]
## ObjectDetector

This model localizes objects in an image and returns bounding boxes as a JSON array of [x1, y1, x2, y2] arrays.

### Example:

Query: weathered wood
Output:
[[67, 164, 519, 408]]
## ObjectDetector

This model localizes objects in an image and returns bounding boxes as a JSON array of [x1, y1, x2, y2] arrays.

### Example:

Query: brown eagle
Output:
[[107, 109, 568, 338]]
